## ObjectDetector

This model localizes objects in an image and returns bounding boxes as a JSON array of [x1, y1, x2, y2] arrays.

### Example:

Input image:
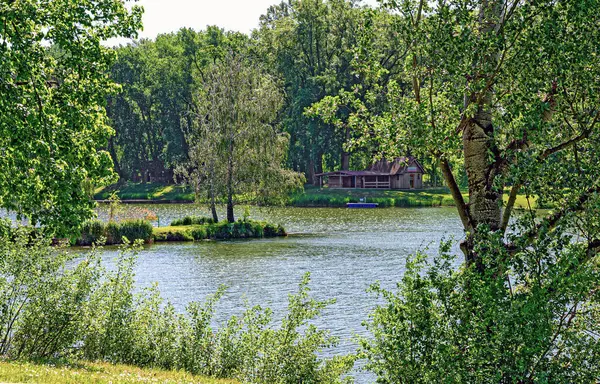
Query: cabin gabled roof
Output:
[[367, 157, 425, 175], [315, 156, 425, 177]]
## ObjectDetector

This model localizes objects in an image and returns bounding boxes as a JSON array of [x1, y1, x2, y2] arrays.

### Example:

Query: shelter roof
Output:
[[316, 157, 426, 177]]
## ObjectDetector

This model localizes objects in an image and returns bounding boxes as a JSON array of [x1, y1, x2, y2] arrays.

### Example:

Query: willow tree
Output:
[[320, 0, 600, 381], [0, 0, 142, 235], [181, 53, 303, 223]]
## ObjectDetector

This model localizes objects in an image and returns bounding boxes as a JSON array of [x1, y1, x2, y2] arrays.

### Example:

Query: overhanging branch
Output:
[[440, 159, 471, 232]]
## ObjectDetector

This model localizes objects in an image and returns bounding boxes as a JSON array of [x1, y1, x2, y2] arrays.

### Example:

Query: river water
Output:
[[93, 204, 465, 382]]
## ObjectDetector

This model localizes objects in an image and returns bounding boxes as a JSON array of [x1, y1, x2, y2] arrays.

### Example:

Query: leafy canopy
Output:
[[0, 0, 142, 235]]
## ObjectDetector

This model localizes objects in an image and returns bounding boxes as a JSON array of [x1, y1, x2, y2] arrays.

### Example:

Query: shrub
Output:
[[77, 220, 105, 246], [362, 231, 600, 383], [0, 229, 101, 359], [1, 231, 353, 382], [191, 227, 207, 240], [118, 220, 153, 243], [170, 216, 216, 226], [75, 220, 153, 245], [105, 221, 121, 245], [154, 220, 286, 242]]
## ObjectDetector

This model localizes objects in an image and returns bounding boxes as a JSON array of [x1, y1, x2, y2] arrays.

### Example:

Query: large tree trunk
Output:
[[463, 99, 502, 232], [460, 0, 504, 259]]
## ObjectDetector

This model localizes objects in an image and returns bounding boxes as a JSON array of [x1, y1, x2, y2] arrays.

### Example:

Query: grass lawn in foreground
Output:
[[0, 360, 237, 384]]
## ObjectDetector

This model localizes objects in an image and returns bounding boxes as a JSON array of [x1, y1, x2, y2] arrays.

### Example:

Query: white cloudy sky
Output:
[[107, 0, 378, 46]]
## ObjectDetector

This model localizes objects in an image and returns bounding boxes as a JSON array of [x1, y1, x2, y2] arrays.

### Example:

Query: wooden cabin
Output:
[[316, 157, 425, 190]]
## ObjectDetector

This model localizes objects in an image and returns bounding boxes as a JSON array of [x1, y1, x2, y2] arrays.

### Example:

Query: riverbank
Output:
[[0, 360, 237, 384], [95, 183, 539, 209], [290, 186, 458, 207], [95, 183, 195, 201]]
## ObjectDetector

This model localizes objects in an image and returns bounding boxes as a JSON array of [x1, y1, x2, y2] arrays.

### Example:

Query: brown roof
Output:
[[316, 157, 425, 177], [368, 157, 424, 175]]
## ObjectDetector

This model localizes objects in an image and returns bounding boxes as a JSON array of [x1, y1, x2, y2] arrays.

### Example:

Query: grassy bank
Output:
[[75, 217, 286, 245], [95, 182, 539, 209], [0, 360, 237, 384], [154, 218, 286, 242], [290, 186, 458, 207], [291, 186, 539, 208], [95, 182, 194, 201]]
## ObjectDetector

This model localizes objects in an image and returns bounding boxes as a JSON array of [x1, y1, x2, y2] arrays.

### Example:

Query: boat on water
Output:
[[346, 203, 379, 208]]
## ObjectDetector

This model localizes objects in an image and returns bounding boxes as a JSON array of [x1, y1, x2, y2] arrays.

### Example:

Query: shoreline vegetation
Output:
[[95, 183, 540, 209], [0, 360, 237, 384], [75, 216, 287, 246]]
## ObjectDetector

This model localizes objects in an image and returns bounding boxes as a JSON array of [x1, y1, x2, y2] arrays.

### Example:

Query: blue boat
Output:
[[346, 203, 379, 208]]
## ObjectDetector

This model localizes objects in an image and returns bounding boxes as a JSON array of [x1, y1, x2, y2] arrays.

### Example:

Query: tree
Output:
[[0, 0, 142, 235], [180, 53, 304, 223], [255, 0, 368, 182], [338, 0, 600, 381], [107, 27, 249, 184]]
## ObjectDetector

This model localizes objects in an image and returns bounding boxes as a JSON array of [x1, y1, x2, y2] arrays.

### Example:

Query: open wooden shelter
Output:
[[316, 157, 426, 190]]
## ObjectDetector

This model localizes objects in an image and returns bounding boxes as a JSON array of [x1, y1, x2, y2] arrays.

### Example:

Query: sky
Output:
[[106, 0, 378, 46]]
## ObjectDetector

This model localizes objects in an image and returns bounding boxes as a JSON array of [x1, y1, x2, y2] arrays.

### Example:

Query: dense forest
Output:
[[106, 0, 447, 187]]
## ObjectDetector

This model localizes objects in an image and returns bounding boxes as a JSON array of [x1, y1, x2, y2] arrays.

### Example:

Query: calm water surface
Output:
[[93, 205, 464, 382]]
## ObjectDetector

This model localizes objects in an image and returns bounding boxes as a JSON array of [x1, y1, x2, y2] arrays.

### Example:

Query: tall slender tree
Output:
[[181, 53, 303, 222]]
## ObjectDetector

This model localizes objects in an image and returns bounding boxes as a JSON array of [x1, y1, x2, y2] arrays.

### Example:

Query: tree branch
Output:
[[511, 184, 600, 251], [440, 159, 471, 231], [538, 122, 596, 162], [501, 182, 521, 233]]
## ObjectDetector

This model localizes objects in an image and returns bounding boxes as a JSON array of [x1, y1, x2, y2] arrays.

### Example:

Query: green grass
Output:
[[95, 182, 194, 201], [291, 185, 538, 209], [290, 186, 460, 207], [0, 360, 237, 384]]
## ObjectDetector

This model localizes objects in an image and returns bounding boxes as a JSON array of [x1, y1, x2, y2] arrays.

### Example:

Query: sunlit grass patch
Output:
[[0, 360, 238, 384]]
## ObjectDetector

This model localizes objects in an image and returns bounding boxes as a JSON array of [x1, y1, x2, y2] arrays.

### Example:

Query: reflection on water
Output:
[[91, 205, 464, 382]]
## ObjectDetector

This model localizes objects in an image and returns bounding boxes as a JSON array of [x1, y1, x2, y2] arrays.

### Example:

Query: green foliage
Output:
[[0, 0, 142, 236], [179, 52, 304, 222], [0, 233, 354, 382], [76, 220, 153, 246], [119, 220, 154, 244], [0, 230, 101, 359], [107, 28, 249, 182], [256, 0, 389, 179], [78, 220, 106, 246], [105, 221, 122, 245], [108, 192, 123, 222], [170, 216, 216, 226], [153, 226, 196, 242], [154, 220, 286, 242], [363, 231, 600, 383]]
